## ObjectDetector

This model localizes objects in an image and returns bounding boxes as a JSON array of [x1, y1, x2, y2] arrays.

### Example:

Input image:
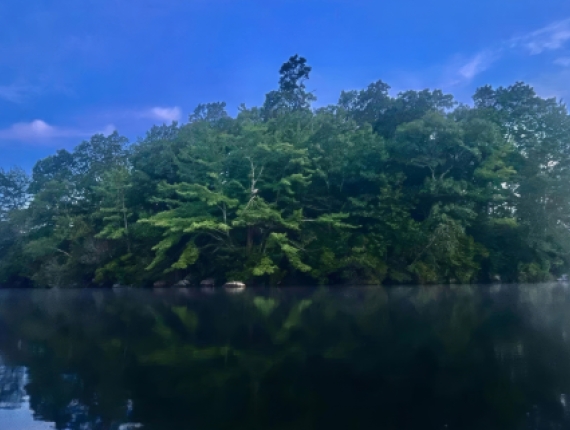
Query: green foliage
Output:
[[1, 59, 569, 286], [0, 167, 29, 220], [517, 262, 551, 283]]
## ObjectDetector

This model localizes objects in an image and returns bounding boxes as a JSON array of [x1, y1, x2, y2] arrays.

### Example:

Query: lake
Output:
[[0, 284, 568, 429]]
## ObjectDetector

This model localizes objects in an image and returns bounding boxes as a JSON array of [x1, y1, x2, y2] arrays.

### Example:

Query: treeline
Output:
[[1, 55, 570, 287]]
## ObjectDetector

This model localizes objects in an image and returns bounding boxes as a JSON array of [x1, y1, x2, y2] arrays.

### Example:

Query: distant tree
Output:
[[263, 54, 316, 119]]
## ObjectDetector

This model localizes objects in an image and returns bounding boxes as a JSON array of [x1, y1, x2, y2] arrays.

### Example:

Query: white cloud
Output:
[[516, 19, 570, 54], [0, 120, 59, 140], [554, 57, 570, 67], [0, 120, 117, 144], [149, 106, 181, 123]]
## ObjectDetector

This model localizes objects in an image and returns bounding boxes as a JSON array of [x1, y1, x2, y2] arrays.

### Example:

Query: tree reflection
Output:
[[0, 286, 568, 429]]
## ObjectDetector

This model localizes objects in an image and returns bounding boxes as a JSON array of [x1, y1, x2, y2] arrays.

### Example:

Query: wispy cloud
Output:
[[554, 57, 570, 67], [0, 81, 72, 104], [0, 120, 116, 144], [446, 18, 570, 87], [148, 106, 181, 123], [0, 84, 37, 103], [458, 51, 497, 80], [441, 50, 501, 87], [516, 18, 570, 54]]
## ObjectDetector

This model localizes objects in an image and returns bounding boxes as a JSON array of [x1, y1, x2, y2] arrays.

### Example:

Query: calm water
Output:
[[0, 285, 569, 429]]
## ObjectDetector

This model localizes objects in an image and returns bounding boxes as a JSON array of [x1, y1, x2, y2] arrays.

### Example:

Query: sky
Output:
[[1, 0, 570, 170]]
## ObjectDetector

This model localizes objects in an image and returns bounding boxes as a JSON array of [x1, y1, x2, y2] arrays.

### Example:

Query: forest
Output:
[[1, 55, 569, 288]]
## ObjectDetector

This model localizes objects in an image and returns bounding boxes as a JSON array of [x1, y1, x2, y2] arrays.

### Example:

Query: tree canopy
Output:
[[1, 55, 570, 287]]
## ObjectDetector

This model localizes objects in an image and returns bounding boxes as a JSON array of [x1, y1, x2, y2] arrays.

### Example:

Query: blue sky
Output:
[[1, 0, 570, 170]]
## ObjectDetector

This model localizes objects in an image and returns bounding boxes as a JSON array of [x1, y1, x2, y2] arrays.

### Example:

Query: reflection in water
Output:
[[0, 285, 569, 429], [0, 357, 26, 410], [0, 358, 53, 429]]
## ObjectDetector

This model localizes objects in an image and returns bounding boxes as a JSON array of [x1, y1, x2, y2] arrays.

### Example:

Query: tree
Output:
[[263, 55, 316, 119], [94, 166, 134, 252], [0, 167, 29, 220], [1, 57, 569, 286], [473, 83, 570, 280]]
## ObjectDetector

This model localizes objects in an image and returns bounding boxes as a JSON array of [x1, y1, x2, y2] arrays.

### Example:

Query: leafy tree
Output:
[[0, 167, 29, 220], [473, 83, 570, 280], [263, 54, 316, 118], [1, 57, 570, 286]]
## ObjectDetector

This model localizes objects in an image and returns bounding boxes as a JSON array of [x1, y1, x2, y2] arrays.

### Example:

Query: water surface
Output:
[[0, 284, 569, 429]]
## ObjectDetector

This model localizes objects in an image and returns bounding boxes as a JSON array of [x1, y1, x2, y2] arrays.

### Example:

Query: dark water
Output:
[[0, 285, 569, 429]]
